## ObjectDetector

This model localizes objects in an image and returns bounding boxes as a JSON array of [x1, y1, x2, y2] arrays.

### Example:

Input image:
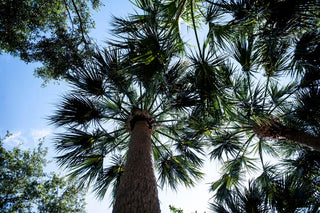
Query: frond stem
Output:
[[105, 134, 130, 155], [268, 87, 299, 115], [152, 134, 172, 156], [190, 0, 202, 58], [262, 76, 270, 110], [155, 129, 177, 142], [258, 138, 265, 169]]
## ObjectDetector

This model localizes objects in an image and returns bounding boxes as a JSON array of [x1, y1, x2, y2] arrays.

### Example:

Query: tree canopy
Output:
[[0, 132, 87, 212], [49, 0, 320, 211], [0, 0, 102, 83], [2, 0, 320, 212]]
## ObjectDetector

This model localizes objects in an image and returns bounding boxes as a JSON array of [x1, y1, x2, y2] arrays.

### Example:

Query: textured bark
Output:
[[280, 128, 320, 152], [254, 119, 320, 151], [113, 120, 160, 213]]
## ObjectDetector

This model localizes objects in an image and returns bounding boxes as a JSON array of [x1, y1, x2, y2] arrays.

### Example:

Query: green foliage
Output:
[[37, 174, 86, 213], [169, 205, 184, 213], [191, 0, 320, 205], [0, 0, 102, 83], [50, 2, 208, 205], [41, 0, 320, 210], [0, 133, 86, 212], [1, 0, 320, 211], [169, 205, 206, 213], [211, 148, 320, 212]]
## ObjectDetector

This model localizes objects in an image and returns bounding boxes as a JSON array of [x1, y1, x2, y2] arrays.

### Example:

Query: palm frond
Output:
[[252, 138, 279, 160], [50, 95, 103, 127], [237, 181, 268, 213], [188, 41, 230, 114], [55, 128, 105, 152], [93, 155, 125, 202], [209, 131, 242, 161], [93, 48, 132, 94], [67, 64, 106, 97], [156, 153, 203, 190], [267, 174, 316, 212], [229, 29, 257, 74], [174, 138, 205, 166], [67, 154, 104, 189], [282, 149, 320, 179], [210, 173, 234, 202], [223, 156, 257, 180], [295, 86, 320, 129]]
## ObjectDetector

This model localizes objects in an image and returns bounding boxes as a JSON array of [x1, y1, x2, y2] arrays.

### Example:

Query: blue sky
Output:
[[0, 1, 220, 212]]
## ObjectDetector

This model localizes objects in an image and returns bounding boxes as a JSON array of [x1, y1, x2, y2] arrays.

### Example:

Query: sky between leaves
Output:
[[0, 0, 223, 212]]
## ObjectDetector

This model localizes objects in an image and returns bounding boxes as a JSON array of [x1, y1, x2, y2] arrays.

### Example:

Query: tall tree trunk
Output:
[[280, 128, 320, 152], [113, 120, 160, 213], [254, 119, 320, 151]]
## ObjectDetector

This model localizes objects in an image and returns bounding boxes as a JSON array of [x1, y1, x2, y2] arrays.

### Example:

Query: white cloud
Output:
[[31, 128, 52, 142], [2, 128, 52, 149], [3, 131, 27, 147]]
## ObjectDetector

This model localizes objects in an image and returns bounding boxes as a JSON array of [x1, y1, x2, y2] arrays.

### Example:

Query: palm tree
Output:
[[203, 0, 320, 150], [211, 173, 319, 213], [211, 148, 320, 213], [188, 0, 320, 203], [50, 1, 204, 212], [210, 180, 269, 213]]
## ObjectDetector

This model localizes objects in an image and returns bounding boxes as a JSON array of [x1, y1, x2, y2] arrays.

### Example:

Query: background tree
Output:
[[0, 132, 87, 212], [169, 205, 184, 213], [169, 205, 206, 213], [0, 0, 102, 83], [37, 174, 87, 213]]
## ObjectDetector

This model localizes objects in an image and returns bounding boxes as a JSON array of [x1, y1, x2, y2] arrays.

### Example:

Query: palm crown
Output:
[[203, 0, 320, 205]]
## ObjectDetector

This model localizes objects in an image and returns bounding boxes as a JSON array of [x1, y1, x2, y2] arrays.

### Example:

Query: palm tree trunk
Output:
[[280, 128, 320, 152], [113, 120, 160, 213], [254, 120, 320, 151]]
